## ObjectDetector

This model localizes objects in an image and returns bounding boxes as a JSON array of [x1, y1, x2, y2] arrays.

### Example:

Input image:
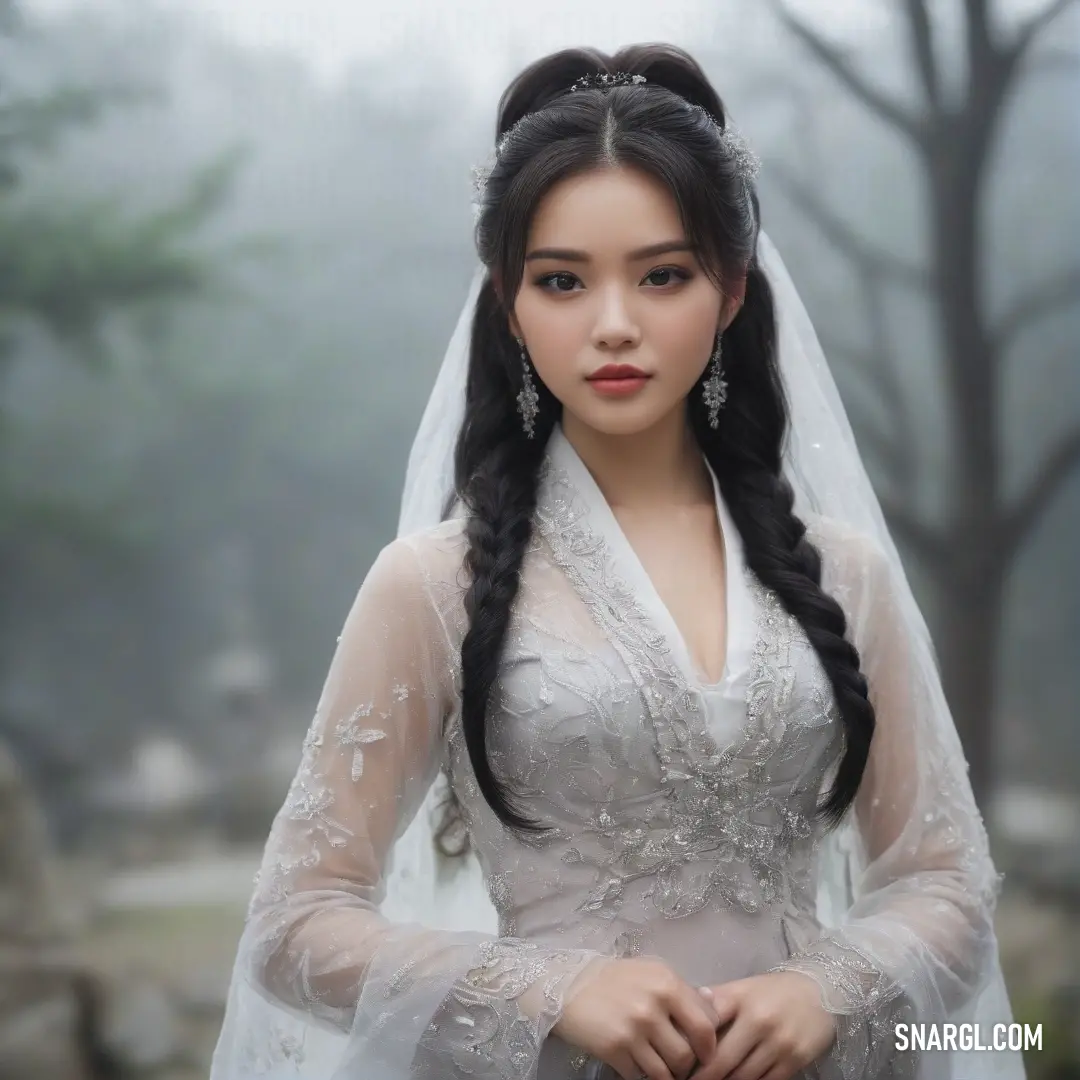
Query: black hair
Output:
[[446, 43, 873, 843]]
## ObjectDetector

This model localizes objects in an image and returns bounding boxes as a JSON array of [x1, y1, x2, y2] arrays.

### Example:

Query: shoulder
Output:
[[392, 516, 468, 577], [340, 520, 469, 657], [363, 517, 469, 608], [801, 512, 896, 617], [803, 512, 890, 572]]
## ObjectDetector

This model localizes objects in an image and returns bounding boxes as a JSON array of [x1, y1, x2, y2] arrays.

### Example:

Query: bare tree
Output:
[[766, 0, 1080, 806]]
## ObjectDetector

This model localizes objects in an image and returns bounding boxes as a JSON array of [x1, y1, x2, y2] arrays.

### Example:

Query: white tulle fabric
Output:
[[209, 233, 1024, 1079]]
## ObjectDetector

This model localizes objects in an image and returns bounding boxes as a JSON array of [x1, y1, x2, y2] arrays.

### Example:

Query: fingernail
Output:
[[697, 986, 712, 996]]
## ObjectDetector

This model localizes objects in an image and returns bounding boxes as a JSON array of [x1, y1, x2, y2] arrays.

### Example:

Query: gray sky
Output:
[[27, 0, 896, 101], [24, 0, 1058, 118]]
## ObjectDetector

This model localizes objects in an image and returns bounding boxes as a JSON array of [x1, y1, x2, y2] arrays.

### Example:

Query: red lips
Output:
[[586, 363, 650, 380]]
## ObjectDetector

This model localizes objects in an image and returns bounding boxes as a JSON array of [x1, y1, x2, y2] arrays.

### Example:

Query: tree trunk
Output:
[[924, 113, 1001, 808], [933, 569, 1005, 807]]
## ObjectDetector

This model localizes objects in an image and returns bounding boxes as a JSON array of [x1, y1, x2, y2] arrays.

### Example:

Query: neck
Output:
[[560, 408, 713, 510]]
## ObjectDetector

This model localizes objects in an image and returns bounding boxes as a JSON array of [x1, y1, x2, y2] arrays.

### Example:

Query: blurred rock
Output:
[[0, 739, 121, 1078], [99, 974, 183, 1071], [91, 735, 211, 816], [996, 886, 1080, 998], [0, 989, 93, 1080]]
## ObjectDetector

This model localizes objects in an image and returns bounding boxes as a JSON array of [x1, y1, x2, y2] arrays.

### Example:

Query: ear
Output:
[[720, 273, 747, 332]]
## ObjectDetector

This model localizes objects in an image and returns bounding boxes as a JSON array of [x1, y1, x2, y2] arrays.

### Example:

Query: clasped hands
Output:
[[685, 972, 837, 1080], [553, 957, 837, 1080]]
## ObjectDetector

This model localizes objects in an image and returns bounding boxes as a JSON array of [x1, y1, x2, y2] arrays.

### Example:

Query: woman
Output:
[[210, 44, 1023, 1080]]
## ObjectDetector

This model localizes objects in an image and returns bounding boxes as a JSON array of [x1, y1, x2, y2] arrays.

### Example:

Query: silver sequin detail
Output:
[[528, 462, 839, 920]]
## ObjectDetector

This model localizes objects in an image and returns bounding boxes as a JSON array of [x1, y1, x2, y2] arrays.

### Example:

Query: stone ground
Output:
[[76, 849, 259, 1078]]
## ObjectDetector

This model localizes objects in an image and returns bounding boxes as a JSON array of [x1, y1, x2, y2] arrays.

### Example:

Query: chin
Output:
[[565, 400, 674, 438]]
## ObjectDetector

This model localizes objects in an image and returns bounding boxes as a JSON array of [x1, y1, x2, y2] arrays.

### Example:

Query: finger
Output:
[[647, 1021, 699, 1080], [691, 1019, 761, 1080], [727, 1041, 780, 1080], [696, 986, 719, 1021], [632, 1041, 677, 1080], [667, 986, 721, 1064], [607, 1048, 646, 1080], [698, 985, 739, 1029]]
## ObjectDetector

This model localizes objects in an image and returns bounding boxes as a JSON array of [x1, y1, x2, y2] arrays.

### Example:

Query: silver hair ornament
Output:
[[470, 72, 759, 217], [568, 71, 647, 92]]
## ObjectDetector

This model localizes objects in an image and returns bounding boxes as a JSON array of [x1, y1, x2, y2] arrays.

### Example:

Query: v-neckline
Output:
[[546, 425, 742, 693]]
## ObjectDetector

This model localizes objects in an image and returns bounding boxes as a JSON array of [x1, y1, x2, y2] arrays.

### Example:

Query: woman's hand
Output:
[[688, 971, 837, 1080], [552, 956, 722, 1080]]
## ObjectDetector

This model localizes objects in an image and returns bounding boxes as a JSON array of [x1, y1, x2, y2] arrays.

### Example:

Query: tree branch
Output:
[[902, 0, 942, 109], [1003, 427, 1080, 557], [962, 0, 1006, 103], [963, 0, 993, 55], [994, 263, 1080, 354], [769, 164, 931, 291], [769, 0, 929, 147], [1009, 0, 1079, 64], [877, 493, 952, 570]]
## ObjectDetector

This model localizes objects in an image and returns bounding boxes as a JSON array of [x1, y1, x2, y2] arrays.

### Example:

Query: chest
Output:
[[613, 503, 729, 686], [446, 555, 842, 914]]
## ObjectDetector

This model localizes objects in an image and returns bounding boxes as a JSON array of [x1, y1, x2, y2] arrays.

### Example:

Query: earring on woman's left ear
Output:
[[515, 336, 540, 438], [702, 330, 728, 428]]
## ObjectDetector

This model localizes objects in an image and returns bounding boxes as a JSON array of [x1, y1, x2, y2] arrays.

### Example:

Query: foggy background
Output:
[[0, 0, 1077, 1076]]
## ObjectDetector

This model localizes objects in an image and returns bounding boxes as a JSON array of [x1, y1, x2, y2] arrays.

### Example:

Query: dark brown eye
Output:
[[537, 272, 581, 292], [644, 267, 689, 287]]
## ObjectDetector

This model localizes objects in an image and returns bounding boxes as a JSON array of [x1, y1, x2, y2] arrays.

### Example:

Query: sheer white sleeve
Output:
[[771, 521, 1008, 1078], [209, 536, 603, 1079]]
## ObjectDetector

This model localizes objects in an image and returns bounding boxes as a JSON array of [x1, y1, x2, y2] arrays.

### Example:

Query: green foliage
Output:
[[0, 149, 240, 351], [0, 2, 244, 724], [0, 83, 160, 183], [1012, 989, 1080, 1079], [0, 0, 244, 358]]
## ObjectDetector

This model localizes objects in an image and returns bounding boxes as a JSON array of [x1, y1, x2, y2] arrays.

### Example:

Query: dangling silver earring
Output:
[[702, 330, 728, 429], [515, 336, 539, 439]]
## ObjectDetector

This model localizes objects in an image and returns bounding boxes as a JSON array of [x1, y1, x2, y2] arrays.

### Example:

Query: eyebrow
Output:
[[524, 240, 695, 263]]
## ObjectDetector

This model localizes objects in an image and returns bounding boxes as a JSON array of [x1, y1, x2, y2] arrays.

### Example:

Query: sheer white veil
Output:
[[384, 230, 1023, 1076]]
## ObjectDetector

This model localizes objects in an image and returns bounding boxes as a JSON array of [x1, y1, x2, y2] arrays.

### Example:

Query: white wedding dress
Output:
[[209, 422, 1021, 1080]]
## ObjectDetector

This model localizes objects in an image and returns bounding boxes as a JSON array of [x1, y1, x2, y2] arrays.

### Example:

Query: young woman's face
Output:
[[508, 165, 740, 438]]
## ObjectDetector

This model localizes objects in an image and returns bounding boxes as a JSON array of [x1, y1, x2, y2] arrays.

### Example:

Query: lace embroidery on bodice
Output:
[[443, 445, 844, 931]]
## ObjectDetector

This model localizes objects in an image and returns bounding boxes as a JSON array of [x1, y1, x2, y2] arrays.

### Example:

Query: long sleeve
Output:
[[210, 536, 603, 1079], [771, 523, 1005, 1077]]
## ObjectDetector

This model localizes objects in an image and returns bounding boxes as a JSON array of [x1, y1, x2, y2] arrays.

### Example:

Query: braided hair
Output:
[[449, 43, 873, 840]]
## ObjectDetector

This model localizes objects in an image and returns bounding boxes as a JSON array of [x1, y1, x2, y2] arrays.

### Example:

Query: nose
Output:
[[589, 283, 641, 350]]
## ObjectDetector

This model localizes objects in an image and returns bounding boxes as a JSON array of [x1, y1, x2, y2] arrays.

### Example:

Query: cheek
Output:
[[651, 295, 719, 371], [514, 295, 587, 377], [658, 308, 712, 348]]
